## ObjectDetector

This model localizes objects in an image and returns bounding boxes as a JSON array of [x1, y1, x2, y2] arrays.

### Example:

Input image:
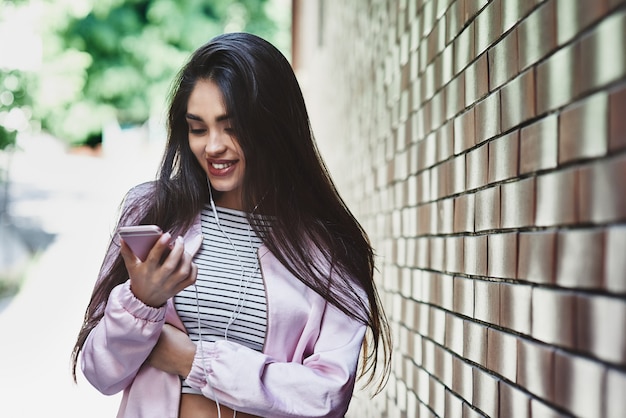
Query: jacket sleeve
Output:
[[184, 301, 367, 418], [80, 183, 166, 395], [81, 281, 166, 395]]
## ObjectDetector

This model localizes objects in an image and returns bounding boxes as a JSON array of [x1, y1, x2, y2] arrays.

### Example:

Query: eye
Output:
[[189, 127, 206, 135]]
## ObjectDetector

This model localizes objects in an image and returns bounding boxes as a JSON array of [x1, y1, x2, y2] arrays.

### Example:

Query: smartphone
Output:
[[118, 225, 163, 261]]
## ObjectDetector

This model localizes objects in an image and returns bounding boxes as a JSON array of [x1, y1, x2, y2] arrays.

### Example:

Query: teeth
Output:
[[212, 162, 234, 170]]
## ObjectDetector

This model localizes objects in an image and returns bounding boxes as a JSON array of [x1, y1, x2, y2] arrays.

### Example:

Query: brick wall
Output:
[[292, 0, 626, 417]]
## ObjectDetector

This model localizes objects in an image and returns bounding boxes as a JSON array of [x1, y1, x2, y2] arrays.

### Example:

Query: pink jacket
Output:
[[81, 210, 367, 418]]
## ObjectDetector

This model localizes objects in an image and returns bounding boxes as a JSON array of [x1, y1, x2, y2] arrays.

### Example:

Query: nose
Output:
[[204, 131, 227, 156]]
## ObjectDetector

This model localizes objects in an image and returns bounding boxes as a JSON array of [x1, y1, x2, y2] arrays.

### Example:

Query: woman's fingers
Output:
[[145, 232, 175, 264], [122, 233, 196, 307]]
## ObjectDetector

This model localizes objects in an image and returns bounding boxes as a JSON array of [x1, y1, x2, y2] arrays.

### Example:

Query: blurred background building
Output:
[[1, 0, 625, 417]]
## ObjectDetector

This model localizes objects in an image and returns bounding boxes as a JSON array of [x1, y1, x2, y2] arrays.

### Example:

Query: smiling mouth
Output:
[[207, 159, 237, 176], [211, 161, 234, 170]]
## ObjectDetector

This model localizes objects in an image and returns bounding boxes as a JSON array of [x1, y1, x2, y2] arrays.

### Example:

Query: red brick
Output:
[[520, 114, 558, 174], [428, 202, 439, 237], [464, 320, 487, 365], [535, 168, 578, 227], [464, 402, 486, 418], [408, 175, 418, 206], [416, 237, 430, 269], [452, 355, 474, 402], [518, 230, 557, 284], [475, 185, 501, 232], [430, 374, 446, 417], [536, 44, 576, 114], [605, 225, 626, 293], [531, 287, 576, 348], [454, 193, 475, 233], [423, 271, 439, 305], [530, 399, 570, 418], [474, 279, 500, 325], [501, 68, 536, 131], [606, 368, 626, 418], [426, 23, 440, 67], [425, 131, 438, 169], [451, 153, 466, 194], [465, 53, 490, 106], [466, 142, 488, 191], [445, 312, 465, 355], [518, 0, 557, 70], [500, 283, 532, 335], [455, 23, 475, 74], [445, 390, 464, 417], [609, 83, 626, 152], [499, 382, 531, 418], [472, 367, 500, 417], [465, 0, 488, 22], [579, 154, 626, 223], [430, 306, 446, 345], [502, 0, 535, 32], [430, 236, 445, 271], [418, 299, 431, 335], [488, 28, 518, 90], [438, 198, 454, 234], [454, 108, 475, 154], [475, 0, 502, 56], [453, 276, 475, 317], [487, 328, 518, 382], [576, 11, 626, 96], [445, 235, 464, 274], [464, 235, 488, 276], [475, 92, 501, 145], [418, 170, 431, 204], [417, 368, 431, 408], [557, 0, 611, 45], [576, 294, 626, 365], [446, 0, 464, 45], [438, 120, 455, 162], [517, 339, 554, 400], [555, 228, 604, 289], [435, 273, 451, 310], [438, 162, 455, 203], [441, 347, 455, 393], [446, 74, 466, 119], [417, 203, 431, 235], [559, 92, 609, 164], [488, 130, 519, 183], [501, 177, 535, 229], [488, 232, 518, 279], [553, 351, 606, 418]]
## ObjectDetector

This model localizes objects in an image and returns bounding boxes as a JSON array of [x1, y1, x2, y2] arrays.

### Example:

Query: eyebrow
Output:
[[185, 113, 231, 123]]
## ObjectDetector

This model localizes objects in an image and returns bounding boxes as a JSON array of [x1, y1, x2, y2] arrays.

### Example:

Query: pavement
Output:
[[0, 132, 161, 417]]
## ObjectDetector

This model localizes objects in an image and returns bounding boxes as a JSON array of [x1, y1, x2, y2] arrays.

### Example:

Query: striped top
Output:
[[174, 205, 267, 394]]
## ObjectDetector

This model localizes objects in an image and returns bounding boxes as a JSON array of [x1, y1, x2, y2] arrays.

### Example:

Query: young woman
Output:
[[72, 32, 391, 418]]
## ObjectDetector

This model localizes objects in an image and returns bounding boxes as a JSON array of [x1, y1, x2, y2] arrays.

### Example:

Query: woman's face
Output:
[[186, 79, 245, 210]]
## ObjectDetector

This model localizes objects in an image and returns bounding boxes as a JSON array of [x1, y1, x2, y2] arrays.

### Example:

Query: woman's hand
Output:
[[147, 324, 196, 378], [120, 233, 197, 308]]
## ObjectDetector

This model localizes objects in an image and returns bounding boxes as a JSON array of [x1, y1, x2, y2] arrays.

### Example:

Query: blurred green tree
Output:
[[0, 70, 31, 150], [31, 0, 288, 146]]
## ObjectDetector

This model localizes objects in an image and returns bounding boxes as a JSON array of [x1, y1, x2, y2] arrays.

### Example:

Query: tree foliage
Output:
[[31, 0, 287, 145], [0, 70, 31, 150]]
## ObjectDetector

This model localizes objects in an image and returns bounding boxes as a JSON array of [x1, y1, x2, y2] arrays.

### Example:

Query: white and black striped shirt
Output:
[[174, 205, 266, 394]]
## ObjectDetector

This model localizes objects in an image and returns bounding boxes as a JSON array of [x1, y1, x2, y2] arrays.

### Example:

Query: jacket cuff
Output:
[[110, 280, 167, 323], [184, 342, 218, 390]]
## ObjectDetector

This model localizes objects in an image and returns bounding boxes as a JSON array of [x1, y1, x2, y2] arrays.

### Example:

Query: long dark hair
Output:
[[72, 32, 391, 392]]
